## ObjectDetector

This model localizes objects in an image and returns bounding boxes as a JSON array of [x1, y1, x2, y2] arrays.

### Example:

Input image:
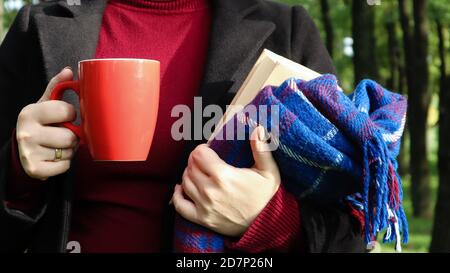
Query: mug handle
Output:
[[49, 81, 83, 138]]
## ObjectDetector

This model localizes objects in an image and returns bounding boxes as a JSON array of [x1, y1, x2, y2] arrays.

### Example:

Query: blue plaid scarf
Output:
[[173, 75, 408, 253]]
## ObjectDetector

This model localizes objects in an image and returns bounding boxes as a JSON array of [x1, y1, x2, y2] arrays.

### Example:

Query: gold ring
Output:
[[54, 148, 63, 161]]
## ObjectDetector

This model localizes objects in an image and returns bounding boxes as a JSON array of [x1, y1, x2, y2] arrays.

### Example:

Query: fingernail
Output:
[[257, 126, 265, 142], [63, 66, 72, 71], [169, 198, 173, 205]]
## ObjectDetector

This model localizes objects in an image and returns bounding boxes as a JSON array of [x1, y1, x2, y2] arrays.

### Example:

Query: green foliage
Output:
[[3, 10, 17, 33], [380, 123, 438, 253], [429, 0, 450, 22], [276, 0, 448, 94], [278, 1, 355, 90], [1, 1, 19, 38]]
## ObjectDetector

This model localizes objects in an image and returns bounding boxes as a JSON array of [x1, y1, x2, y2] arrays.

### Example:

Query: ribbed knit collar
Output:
[[112, 0, 209, 12]]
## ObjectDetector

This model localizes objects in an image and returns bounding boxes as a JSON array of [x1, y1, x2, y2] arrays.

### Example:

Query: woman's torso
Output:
[[68, 0, 212, 252]]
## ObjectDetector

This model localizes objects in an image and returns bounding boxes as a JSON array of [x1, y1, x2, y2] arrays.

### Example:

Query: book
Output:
[[208, 48, 323, 142]]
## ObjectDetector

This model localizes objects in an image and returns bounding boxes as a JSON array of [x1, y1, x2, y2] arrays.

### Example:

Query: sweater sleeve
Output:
[[226, 185, 304, 253]]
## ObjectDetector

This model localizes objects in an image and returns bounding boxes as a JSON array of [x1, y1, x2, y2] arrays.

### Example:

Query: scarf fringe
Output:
[[362, 133, 409, 251]]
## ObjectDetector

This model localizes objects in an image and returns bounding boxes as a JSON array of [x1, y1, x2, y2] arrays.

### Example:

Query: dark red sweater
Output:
[[6, 0, 301, 253]]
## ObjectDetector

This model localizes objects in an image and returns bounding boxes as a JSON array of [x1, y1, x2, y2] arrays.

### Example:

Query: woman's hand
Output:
[[172, 126, 281, 237], [16, 68, 78, 180]]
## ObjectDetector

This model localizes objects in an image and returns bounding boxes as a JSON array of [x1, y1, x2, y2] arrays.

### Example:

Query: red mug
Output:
[[50, 59, 160, 161]]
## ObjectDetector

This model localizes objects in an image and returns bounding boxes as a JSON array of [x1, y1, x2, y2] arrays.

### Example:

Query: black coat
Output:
[[0, 0, 365, 253]]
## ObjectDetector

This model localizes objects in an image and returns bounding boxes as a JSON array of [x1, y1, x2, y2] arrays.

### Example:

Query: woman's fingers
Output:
[[37, 125, 78, 149], [189, 144, 228, 177], [33, 100, 77, 125], [38, 146, 74, 162], [250, 126, 280, 180], [181, 169, 202, 204], [172, 184, 199, 225], [186, 163, 212, 195], [24, 160, 71, 181], [39, 67, 73, 102], [15, 68, 77, 181]]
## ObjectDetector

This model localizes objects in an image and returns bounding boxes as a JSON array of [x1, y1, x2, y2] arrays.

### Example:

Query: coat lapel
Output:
[[34, 0, 275, 107], [34, 0, 108, 81], [199, 0, 276, 106]]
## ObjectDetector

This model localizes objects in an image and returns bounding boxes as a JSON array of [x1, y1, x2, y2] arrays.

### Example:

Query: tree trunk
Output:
[[320, 0, 334, 58], [352, 0, 379, 85], [399, 0, 414, 88], [386, 21, 400, 91], [386, 16, 409, 176], [430, 19, 450, 253], [398, 58, 409, 177], [398, 0, 413, 180], [436, 20, 447, 100], [399, 0, 432, 217], [410, 0, 432, 217]]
